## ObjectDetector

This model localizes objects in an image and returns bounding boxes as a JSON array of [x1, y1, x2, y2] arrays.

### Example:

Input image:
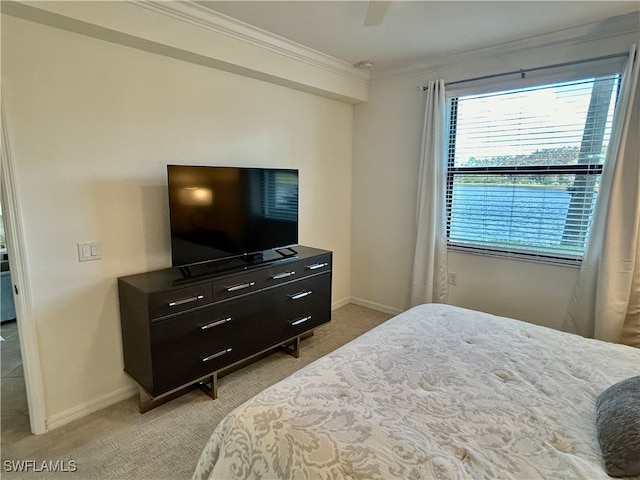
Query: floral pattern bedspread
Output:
[[192, 304, 640, 480]]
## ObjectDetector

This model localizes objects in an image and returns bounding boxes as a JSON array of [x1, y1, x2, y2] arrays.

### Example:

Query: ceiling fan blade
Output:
[[364, 0, 391, 26]]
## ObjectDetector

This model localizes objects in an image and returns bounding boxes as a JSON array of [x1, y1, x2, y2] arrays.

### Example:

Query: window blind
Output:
[[446, 74, 621, 262]]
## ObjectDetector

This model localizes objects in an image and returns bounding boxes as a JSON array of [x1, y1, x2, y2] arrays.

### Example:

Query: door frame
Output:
[[1, 103, 47, 434]]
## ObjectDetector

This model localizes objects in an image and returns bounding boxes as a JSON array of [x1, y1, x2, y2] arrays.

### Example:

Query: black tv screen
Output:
[[167, 165, 299, 268]]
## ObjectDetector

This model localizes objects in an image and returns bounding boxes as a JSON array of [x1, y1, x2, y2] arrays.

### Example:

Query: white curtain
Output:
[[409, 79, 449, 307], [564, 45, 640, 347]]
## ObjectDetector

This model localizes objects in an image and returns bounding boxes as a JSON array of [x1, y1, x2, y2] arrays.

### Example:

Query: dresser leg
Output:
[[198, 373, 218, 400], [280, 336, 300, 358]]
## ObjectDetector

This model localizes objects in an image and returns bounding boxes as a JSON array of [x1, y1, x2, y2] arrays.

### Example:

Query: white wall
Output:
[[447, 253, 578, 330], [352, 13, 639, 327], [2, 14, 353, 426], [351, 75, 425, 314]]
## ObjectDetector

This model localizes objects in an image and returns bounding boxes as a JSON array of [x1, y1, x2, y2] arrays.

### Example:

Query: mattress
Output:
[[192, 304, 640, 479]]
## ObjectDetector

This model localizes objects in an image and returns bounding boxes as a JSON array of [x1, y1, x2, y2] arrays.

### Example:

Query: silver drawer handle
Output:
[[306, 262, 328, 270], [168, 295, 204, 307], [201, 317, 232, 330], [290, 316, 311, 326], [272, 271, 295, 279], [289, 290, 312, 300], [202, 348, 232, 362], [226, 282, 255, 292]]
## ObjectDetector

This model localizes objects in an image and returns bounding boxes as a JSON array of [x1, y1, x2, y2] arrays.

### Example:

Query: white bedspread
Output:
[[192, 304, 640, 479]]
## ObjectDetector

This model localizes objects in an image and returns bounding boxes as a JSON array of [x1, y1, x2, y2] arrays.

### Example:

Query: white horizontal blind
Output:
[[447, 74, 621, 262]]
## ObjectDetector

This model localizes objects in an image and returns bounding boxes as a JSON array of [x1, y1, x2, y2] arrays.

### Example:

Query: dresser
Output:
[[117, 245, 332, 411]]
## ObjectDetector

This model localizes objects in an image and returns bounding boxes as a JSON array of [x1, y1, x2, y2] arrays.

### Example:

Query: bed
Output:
[[192, 304, 640, 479]]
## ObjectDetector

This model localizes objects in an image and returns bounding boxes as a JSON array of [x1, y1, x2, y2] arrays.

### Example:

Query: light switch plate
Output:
[[78, 242, 101, 262]]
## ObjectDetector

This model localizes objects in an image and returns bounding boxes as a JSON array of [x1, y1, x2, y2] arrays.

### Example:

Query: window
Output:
[[446, 74, 621, 263]]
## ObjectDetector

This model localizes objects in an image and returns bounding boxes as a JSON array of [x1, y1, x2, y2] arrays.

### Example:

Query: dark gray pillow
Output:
[[596, 375, 640, 477]]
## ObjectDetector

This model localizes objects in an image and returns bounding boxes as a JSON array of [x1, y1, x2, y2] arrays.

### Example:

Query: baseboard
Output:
[[349, 297, 404, 316], [45, 384, 138, 432], [331, 296, 352, 310]]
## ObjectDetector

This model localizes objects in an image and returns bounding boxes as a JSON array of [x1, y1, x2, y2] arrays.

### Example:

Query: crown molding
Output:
[[3, 0, 368, 102], [373, 10, 639, 82], [132, 1, 370, 85]]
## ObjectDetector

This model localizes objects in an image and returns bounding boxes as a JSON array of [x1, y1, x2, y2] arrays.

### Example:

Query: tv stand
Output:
[[173, 249, 301, 286], [245, 251, 264, 265], [117, 245, 332, 411]]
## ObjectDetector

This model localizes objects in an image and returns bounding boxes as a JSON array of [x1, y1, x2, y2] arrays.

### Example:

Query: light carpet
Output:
[[1, 304, 392, 480]]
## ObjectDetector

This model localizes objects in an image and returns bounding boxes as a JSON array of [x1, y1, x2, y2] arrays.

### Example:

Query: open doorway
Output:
[[1, 103, 47, 435], [0, 196, 30, 438]]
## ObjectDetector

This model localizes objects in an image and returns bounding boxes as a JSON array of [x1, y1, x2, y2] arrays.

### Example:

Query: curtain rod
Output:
[[420, 52, 629, 91]]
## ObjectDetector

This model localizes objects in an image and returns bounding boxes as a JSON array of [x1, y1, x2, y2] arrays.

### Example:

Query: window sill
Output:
[[447, 244, 582, 267]]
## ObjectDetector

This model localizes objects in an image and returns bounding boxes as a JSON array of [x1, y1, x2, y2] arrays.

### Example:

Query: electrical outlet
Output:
[[448, 273, 457, 285]]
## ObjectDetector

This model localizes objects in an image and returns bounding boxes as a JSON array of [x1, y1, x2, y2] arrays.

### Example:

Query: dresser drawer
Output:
[[263, 262, 302, 287], [208, 253, 331, 302], [264, 273, 332, 343], [299, 254, 332, 278], [149, 283, 212, 320], [150, 292, 274, 395], [211, 270, 264, 302]]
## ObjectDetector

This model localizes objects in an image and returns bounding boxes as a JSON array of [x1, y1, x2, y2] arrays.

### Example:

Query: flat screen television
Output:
[[167, 165, 299, 274]]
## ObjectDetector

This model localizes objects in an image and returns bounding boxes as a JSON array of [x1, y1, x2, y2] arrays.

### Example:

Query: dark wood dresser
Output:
[[117, 245, 332, 411]]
